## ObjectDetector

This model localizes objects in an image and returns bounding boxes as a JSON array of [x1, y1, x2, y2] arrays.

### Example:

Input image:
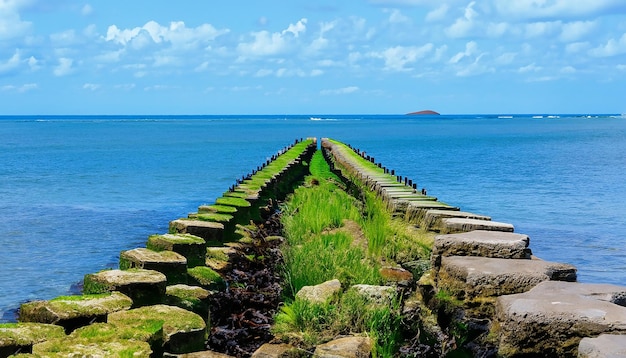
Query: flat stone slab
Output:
[[109, 304, 206, 354], [83, 269, 167, 307], [120, 248, 187, 284], [495, 281, 626, 357], [169, 219, 224, 242], [404, 201, 459, 224], [33, 337, 152, 357], [147, 233, 207, 268], [19, 292, 132, 332], [422, 209, 491, 231], [440, 217, 514, 234], [578, 334, 626, 357], [438, 256, 577, 300], [431, 230, 531, 273], [0, 322, 66, 357], [165, 284, 212, 323], [314, 336, 373, 358]]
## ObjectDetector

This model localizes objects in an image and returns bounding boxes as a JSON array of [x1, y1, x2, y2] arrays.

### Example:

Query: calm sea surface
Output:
[[1, 114, 625, 321]]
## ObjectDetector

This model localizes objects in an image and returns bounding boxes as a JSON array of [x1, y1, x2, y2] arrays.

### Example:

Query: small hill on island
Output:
[[406, 110, 440, 115]]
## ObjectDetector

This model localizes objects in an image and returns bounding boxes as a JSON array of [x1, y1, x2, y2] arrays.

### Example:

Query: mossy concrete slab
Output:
[[18, 292, 132, 333], [148, 233, 207, 268], [187, 266, 226, 291], [83, 269, 167, 307], [440, 217, 514, 234], [422, 209, 491, 231], [109, 304, 206, 354], [431, 230, 532, 274], [438, 256, 577, 301], [33, 337, 152, 357], [170, 219, 224, 242], [0, 323, 65, 357], [205, 246, 237, 272], [120, 248, 188, 284], [495, 281, 626, 357], [166, 284, 211, 324], [314, 336, 373, 358], [70, 322, 163, 351], [164, 350, 236, 357], [404, 201, 459, 224]]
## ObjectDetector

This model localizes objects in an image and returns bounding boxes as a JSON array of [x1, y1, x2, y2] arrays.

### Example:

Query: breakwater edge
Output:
[[2, 134, 626, 356]]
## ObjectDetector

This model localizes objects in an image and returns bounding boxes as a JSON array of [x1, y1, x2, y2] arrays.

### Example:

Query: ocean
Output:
[[1, 114, 625, 322]]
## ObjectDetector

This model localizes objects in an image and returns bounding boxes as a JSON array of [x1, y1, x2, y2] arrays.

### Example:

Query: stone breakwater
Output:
[[2, 137, 626, 357], [0, 139, 317, 357], [320, 138, 626, 357]]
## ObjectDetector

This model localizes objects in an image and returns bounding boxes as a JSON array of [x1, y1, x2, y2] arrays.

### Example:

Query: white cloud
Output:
[[105, 20, 229, 49], [387, 9, 410, 24], [449, 41, 479, 64], [495, 52, 516, 65], [493, 0, 625, 21], [589, 33, 626, 57], [370, 44, 434, 71], [426, 5, 449, 22], [561, 66, 576, 74], [283, 18, 307, 37], [0, 0, 32, 40], [455, 54, 493, 77], [565, 42, 589, 54], [518, 63, 542, 73], [0, 50, 21, 74], [445, 1, 478, 38], [50, 29, 78, 46], [320, 86, 359, 95], [1, 83, 37, 93], [53, 57, 74, 76], [83, 83, 100, 91], [238, 19, 307, 57], [81, 4, 93, 16], [559, 21, 595, 42], [525, 21, 560, 38]]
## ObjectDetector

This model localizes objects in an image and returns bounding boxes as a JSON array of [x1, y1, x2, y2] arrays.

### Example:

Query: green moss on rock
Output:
[[165, 284, 211, 324], [0, 322, 66, 355], [33, 337, 152, 357], [108, 304, 206, 354], [187, 266, 226, 291], [83, 269, 166, 307], [215, 196, 252, 208], [147, 233, 207, 268]]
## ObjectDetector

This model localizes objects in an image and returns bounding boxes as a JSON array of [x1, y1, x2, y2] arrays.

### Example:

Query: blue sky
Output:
[[1, 0, 625, 115]]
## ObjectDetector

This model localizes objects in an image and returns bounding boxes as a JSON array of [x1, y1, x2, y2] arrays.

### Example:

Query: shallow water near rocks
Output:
[[1, 114, 625, 321]]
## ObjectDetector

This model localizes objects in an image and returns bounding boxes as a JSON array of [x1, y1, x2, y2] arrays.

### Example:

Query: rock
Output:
[[83, 269, 167, 307], [350, 285, 396, 305], [164, 350, 236, 357], [187, 266, 226, 291], [18, 291, 133, 333], [437, 255, 576, 301], [166, 284, 212, 324], [147, 233, 207, 268], [440, 218, 514, 234], [251, 343, 299, 357], [407, 110, 440, 115], [120, 248, 188, 284], [314, 336, 373, 357], [578, 334, 626, 357], [109, 304, 206, 355], [169, 219, 224, 242], [421, 209, 491, 231], [33, 337, 152, 357], [296, 279, 342, 304], [380, 266, 414, 287], [495, 281, 626, 357], [404, 201, 459, 225], [0, 322, 65, 357], [431, 230, 531, 274]]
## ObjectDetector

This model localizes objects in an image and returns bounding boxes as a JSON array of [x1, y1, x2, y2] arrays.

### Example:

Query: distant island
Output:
[[406, 110, 440, 115]]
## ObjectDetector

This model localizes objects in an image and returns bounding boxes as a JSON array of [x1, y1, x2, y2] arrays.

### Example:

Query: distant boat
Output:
[[310, 117, 322, 121], [406, 110, 440, 115]]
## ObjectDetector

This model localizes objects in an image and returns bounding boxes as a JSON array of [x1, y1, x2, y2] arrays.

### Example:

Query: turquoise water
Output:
[[1, 114, 625, 321]]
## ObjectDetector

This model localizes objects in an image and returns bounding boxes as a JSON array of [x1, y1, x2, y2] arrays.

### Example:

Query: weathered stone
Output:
[[83, 269, 167, 307], [120, 248, 188, 284], [314, 336, 373, 358], [206, 246, 238, 271], [147, 233, 207, 268], [495, 281, 626, 357], [70, 321, 163, 350], [0, 322, 65, 357], [33, 337, 152, 357], [169, 219, 224, 242], [18, 292, 132, 332], [350, 285, 396, 305], [440, 218, 514, 234], [404, 201, 459, 224], [187, 266, 226, 291], [438, 256, 577, 300], [578, 334, 626, 357], [422, 209, 491, 231], [109, 304, 206, 354], [251, 343, 299, 357], [296, 279, 342, 304], [380, 266, 414, 287], [431, 230, 531, 274], [166, 284, 211, 324]]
